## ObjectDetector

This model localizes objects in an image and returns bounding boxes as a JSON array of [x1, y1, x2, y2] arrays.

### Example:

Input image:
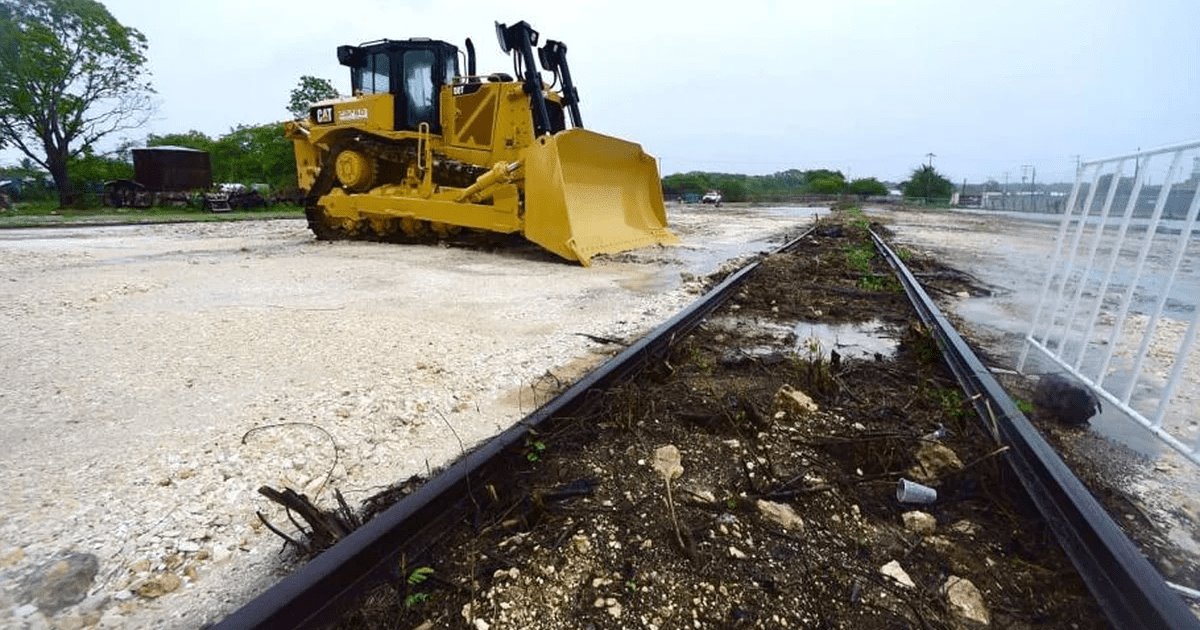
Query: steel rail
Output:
[[871, 230, 1198, 630], [216, 227, 817, 629]]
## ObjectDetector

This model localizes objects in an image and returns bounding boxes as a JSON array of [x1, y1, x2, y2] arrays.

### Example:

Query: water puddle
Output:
[[792, 319, 899, 361]]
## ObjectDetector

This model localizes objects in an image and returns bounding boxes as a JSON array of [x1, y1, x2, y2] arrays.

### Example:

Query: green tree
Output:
[[846, 177, 888, 197], [68, 147, 132, 194], [288, 76, 339, 119], [209, 123, 296, 190], [0, 0, 154, 206], [902, 165, 954, 200], [807, 172, 846, 195]]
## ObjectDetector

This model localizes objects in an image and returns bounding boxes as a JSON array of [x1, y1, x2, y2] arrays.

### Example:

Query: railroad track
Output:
[[217, 225, 1198, 629]]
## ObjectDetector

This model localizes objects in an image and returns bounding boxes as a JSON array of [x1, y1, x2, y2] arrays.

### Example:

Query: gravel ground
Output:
[[879, 207, 1200, 605], [0, 206, 818, 629]]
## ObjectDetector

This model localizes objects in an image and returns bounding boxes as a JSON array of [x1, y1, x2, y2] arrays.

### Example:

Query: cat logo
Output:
[[313, 106, 334, 124]]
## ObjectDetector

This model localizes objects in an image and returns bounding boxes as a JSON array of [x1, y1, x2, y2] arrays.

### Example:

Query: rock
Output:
[[943, 575, 990, 625], [15, 603, 39, 618], [133, 572, 182, 599], [77, 593, 110, 615], [607, 601, 623, 618], [908, 442, 963, 482], [756, 500, 805, 531], [879, 560, 915, 588], [902, 511, 937, 535], [1033, 373, 1101, 426], [0, 547, 25, 568], [473, 618, 491, 630], [572, 534, 592, 554], [25, 552, 100, 614], [681, 484, 716, 504], [956, 291, 970, 298], [950, 520, 979, 537], [177, 540, 200, 553], [774, 385, 818, 416], [728, 546, 747, 559]]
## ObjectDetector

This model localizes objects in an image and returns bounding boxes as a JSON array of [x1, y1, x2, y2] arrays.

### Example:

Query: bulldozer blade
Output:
[[522, 129, 678, 266]]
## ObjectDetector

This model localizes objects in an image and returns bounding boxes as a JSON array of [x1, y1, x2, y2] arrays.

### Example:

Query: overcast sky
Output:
[[11, 0, 1200, 183]]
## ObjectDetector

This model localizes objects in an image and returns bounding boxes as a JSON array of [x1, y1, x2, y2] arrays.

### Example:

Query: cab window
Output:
[[403, 49, 435, 127], [357, 52, 390, 94]]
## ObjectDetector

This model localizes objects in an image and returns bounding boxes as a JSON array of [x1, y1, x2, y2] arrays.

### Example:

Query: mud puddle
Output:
[[322, 209, 1106, 629]]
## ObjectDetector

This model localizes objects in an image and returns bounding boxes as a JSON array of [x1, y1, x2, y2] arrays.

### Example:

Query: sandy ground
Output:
[[879, 207, 1200, 599], [0, 206, 818, 629]]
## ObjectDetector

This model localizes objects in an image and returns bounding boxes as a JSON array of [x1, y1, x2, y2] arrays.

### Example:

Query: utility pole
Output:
[[1003, 171, 1010, 209], [1021, 165, 1032, 211], [924, 153, 936, 203], [1031, 166, 1037, 212]]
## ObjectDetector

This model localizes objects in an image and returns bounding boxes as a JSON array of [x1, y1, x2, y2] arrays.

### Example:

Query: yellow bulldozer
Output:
[[284, 20, 677, 266]]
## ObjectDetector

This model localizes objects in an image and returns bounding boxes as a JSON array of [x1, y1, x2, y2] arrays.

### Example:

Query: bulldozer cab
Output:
[[336, 40, 459, 133]]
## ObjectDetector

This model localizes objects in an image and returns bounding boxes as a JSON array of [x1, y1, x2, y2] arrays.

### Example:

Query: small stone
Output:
[[26, 552, 100, 614], [956, 291, 970, 298], [728, 546, 747, 559], [593, 597, 606, 608], [902, 511, 937, 535], [943, 576, 990, 625], [113, 590, 133, 601], [950, 520, 979, 537], [908, 442, 964, 482], [0, 547, 25, 568], [129, 559, 151, 573], [851, 422, 866, 431], [572, 534, 592, 554], [134, 572, 181, 599], [473, 618, 491, 630], [774, 384, 819, 416], [15, 603, 38, 618], [880, 560, 915, 588], [607, 602, 623, 618], [55, 613, 86, 630], [177, 541, 200, 553], [756, 500, 805, 531]]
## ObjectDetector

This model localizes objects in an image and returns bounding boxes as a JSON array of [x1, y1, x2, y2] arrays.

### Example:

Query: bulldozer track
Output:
[[304, 133, 491, 242], [216, 225, 1198, 629]]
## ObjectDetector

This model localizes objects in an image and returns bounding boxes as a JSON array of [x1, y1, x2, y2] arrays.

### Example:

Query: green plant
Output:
[[843, 245, 874, 274], [936, 388, 966, 420], [857, 275, 884, 292], [688, 345, 713, 374], [403, 566, 435, 608], [1015, 398, 1034, 414], [525, 438, 547, 462]]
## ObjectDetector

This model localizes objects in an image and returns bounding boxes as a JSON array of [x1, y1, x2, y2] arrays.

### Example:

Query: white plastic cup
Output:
[[896, 478, 937, 504]]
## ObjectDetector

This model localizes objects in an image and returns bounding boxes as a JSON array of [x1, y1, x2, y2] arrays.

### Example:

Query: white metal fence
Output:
[[1018, 140, 1200, 466]]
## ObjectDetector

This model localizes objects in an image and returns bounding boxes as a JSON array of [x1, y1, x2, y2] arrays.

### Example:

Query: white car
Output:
[[701, 190, 723, 205]]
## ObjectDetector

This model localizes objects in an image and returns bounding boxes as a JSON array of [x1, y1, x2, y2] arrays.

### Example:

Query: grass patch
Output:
[[843, 243, 875, 274]]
